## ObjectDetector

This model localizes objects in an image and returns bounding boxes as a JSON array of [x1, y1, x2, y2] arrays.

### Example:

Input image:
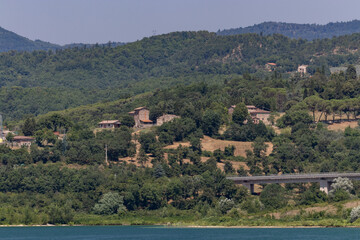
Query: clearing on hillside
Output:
[[165, 136, 273, 157], [327, 121, 359, 131]]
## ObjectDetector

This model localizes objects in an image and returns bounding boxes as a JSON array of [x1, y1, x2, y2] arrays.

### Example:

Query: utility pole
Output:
[[62, 129, 67, 155], [0, 114, 3, 144], [105, 144, 108, 165]]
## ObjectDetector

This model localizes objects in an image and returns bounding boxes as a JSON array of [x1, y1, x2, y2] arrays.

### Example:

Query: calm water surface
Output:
[[0, 226, 358, 240]]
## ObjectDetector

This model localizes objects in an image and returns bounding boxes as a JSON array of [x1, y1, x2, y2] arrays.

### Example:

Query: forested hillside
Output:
[[3, 31, 360, 120], [217, 20, 360, 40]]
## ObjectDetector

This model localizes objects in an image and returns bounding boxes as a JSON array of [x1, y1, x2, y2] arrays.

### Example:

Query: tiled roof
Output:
[[13, 136, 35, 141], [140, 119, 153, 123], [98, 120, 120, 124], [134, 107, 147, 110]]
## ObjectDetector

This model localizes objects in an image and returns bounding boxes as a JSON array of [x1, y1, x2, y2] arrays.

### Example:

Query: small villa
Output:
[[228, 105, 271, 125], [298, 65, 308, 76], [12, 136, 35, 147], [98, 120, 121, 129], [265, 62, 277, 71]]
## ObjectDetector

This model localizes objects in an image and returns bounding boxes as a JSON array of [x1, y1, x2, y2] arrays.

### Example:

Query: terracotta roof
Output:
[[140, 119, 153, 123], [251, 110, 270, 114], [134, 107, 147, 111], [98, 120, 120, 124], [13, 136, 35, 141], [246, 105, 257, 108], [266, 63, 276, 66], [128, 111, 135, 115]]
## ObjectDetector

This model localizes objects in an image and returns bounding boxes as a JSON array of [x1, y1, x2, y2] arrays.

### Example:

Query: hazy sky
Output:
[[0, 0, 360, 45]]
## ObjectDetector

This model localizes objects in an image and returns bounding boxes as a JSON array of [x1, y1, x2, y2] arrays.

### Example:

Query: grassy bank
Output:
[[69, 200, 360, 227]]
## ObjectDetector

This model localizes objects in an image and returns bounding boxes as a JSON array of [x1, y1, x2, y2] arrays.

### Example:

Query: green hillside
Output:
[[2, 31, 360, 120], [217, 20, 360, 40]]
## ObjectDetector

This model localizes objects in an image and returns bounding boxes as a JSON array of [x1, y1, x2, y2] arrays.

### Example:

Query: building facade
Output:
[[98, 120, 121, 129], [129, 107, 153, 128], [156, 114, 179, 126], [11, 136, 35, 147]]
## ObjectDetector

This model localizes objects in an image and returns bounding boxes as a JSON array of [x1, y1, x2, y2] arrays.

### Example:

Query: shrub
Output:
[[350, 205, 360, 223], [93, 192, 126, 215], [218, 198, 235, 214], [329, 177, 353, 201], [260, 184, 287, 209]]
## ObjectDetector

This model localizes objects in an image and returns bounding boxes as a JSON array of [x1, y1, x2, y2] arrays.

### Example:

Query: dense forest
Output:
[[218, 20, 360, 40], [3, 31, 360, 120]]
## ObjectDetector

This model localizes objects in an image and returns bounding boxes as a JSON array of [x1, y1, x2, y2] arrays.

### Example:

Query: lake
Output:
[[0, 226, 358, 240]]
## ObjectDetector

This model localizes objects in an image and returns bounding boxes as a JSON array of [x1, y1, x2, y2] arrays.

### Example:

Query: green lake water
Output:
[[0, 226, 358, 239]]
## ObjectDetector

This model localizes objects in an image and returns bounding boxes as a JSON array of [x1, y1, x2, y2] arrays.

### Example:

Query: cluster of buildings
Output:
[[228, 105, 271, 125], [1, 105, 271, 148], [0, 129, 35, 148], [99, 104, 272, 130], [98, 107, 179, 129], [265, 62, 308, 76]]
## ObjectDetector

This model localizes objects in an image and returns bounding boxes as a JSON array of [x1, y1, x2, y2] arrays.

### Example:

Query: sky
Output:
[[0, 0, 360, 45]]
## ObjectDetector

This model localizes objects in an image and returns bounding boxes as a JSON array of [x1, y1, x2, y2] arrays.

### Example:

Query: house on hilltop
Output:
[[298, 65, 308, 76], [247, 106, 271, 125], [265, 62, 277, 71], [129, 107, 153, 128], [11, 136, 35, 148], [98, 120, 121, 129]]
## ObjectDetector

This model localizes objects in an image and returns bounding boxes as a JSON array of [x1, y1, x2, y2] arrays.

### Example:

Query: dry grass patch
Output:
[[327, 121, 358, 131], [200, 136, 273, 157]]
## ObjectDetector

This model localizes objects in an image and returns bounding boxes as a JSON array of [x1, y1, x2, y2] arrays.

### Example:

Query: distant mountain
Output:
[[0, 26, 125, 52], [0, 26, 61, 52], [217, 20, 360, 40], [63, 42, 126, 49]]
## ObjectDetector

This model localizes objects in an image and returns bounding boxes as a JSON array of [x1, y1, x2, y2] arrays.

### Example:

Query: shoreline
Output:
[[0, 224, 358, 228]]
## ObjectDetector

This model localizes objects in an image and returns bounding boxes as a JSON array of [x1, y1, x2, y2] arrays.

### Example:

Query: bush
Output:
[[350, 205, 360, 223], [260, 184, 287, 209], [218, 198, 235, 214], [330, 177, 353, 194], [329, 177, 353, 201], [93, 192, 126, 215]]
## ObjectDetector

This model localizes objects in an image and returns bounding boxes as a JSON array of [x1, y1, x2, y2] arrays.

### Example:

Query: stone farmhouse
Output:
[[97, 108, 180, 130], [129, 107, 153, 128], [156, 114, 180, 126], [228, 105, 271, 125]]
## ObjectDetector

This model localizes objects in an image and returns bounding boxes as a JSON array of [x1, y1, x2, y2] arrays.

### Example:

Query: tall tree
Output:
[[232, 103, 249, 125]]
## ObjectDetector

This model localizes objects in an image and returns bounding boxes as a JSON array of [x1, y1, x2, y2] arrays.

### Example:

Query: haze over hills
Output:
[[0, 26, 61, 52], [0, 26, 125, 52], [217, 20, 360, 40], [3, 20, 360, 52]]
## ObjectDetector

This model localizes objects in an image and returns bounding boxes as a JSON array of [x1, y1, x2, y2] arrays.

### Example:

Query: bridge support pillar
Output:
[[243, 183, 255, 195], [319, 180, 331, 194]]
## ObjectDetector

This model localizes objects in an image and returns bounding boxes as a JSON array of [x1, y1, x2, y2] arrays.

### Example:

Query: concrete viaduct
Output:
[[227, 172, 360, 194]]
